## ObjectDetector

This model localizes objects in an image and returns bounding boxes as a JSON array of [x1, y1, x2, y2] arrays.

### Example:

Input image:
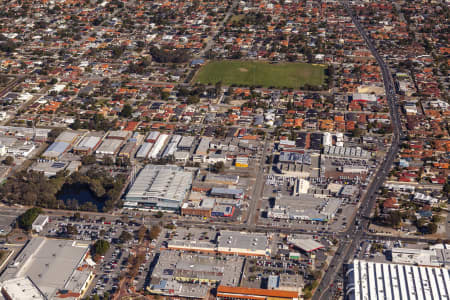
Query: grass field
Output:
[[194, 60, 327, 89]]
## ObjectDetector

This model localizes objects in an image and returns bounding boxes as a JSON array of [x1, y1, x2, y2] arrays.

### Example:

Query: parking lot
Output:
[[0, 207, 22, 236]]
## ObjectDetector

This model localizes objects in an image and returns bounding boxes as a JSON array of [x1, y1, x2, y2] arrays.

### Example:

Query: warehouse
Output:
[[135, 142, 153, 159], [73, 135, 102, 155], [181, 200, 213, 217], [195, 137, 211, 155], [323, 146, 370, 159], [204, 174, 239, 185], [31, 160, 81, 177], [148, 134, 169, 159], [169, 134, 182, 145], [279, 152, 311, 165], [0, 277, 46, 300], [106, 130, 131, 140], [217, 231, 271, 257], [212, 205, 234, 217], [177, 135, 195, 150], [167, 239, 216, 253], [210, 187, 244, 199], [42, 141, 71, 159], [161, 141, 178, 158], [0, 126, 51, 141], [148, 251, 243, 298], [95, 139, 123, 156], [119, 141, 137, 158], [55, 131, 80, 144], [174, 151, 189, 163], [390, 247, 450, 267], [145, 131, 160, 143], [267, 195, 341, 222], [345, 259, 450, 300], [2, 139, 36, 157], [352, 93, 378, 103], [235, 156, 249, 168], [124, 164, 193, 211], [150, 250, 243, 285], [0, 237, 94, 300]]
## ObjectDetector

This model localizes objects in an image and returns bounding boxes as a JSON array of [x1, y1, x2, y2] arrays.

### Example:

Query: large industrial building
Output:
[[124, 164, 193, 211], [217, 231, 271, 257], [0, 237, 94, 300], [166, 230, 271, 257], [344, 259, 450, 300], [267, 195, 341, 222], [148, 250, 243, 299], [0, 277, 46, 300], [73, 135, 102, 155]]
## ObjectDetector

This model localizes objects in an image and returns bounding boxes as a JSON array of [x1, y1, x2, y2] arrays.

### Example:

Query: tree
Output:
[[81, 155, 97, 165], [73, 212, 81, 221], [187, 95, 200, 104], [417, 218, 427, 228], [137, 225, 147, 242], [155, 211, 164, 218], [432, 215, 442, 224], [215, 81, 222, 96], [92, 240, 110, 258], [352, 127, 363, 137], [427, 222, 437, 234], [3, 156, 14, 166], [211, 161, 225, 173], [66, 224, 78, 236], [119, 230, 133, 243], [17, 207, 42, 231], [443, 180, 450, 197], [388, 211, 402, 228], [102, 156, 114, 166], [148, 225, 161, 241], [120, 104, 133, 118]]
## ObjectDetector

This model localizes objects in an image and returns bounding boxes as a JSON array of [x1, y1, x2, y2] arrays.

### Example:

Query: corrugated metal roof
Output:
[[349, 259, 450, 300]]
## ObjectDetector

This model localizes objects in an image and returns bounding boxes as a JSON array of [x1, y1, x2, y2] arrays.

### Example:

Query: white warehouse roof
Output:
[[346, 259, 450, 300]]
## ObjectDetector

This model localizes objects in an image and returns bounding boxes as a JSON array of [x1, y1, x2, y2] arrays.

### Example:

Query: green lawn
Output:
[[194, 60, 327, 89]]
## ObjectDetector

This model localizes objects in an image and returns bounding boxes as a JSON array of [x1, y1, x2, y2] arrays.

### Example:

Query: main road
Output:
[[312, 2, 404, 299]]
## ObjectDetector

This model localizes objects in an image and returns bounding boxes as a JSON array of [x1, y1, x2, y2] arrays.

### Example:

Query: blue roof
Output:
[[419, 211, 432, 218], [44, 141, 70, 154], [191, 59, 205, 65], [152, 279, 167, 290]]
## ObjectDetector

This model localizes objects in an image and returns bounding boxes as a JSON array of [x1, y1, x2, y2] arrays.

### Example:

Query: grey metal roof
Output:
[[125, 165, 193, 206], [217, 231, 269, 253], [0, 237, 90, 300]]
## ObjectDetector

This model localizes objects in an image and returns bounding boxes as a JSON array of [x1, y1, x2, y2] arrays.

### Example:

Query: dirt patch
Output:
[[239, 68, 248, 72]]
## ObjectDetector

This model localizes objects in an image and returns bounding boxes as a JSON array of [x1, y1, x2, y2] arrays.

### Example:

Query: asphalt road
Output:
[[312, 2, 404, 299], [246, 136, 271, 230]]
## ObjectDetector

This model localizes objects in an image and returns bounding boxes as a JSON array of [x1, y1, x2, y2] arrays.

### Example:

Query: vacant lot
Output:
[[194, 60, 327, 89]]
